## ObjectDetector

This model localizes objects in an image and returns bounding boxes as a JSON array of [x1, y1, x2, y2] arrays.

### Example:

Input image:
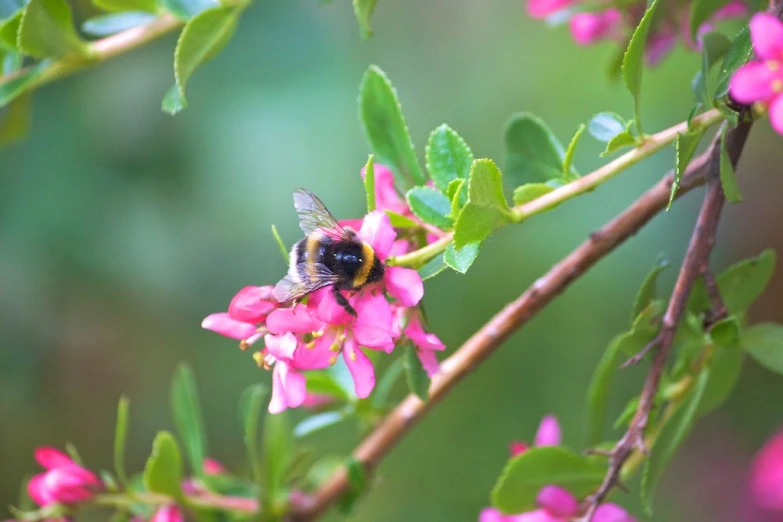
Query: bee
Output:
[[273, 189, 384, 316]]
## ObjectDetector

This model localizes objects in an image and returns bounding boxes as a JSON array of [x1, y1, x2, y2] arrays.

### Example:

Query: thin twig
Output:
[[287, 128, 727, 522], [702, 267, 729, 325], [582, 120, 752, 521]]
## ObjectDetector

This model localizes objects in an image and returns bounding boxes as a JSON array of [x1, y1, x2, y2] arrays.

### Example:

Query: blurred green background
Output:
[[3, 0, 783, 520]]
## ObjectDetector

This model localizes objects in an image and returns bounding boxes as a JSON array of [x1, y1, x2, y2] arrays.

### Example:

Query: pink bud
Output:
[[593, 503, 636, 522], [34, 448, 76, 470], [534, 415, 561, 447], [569, 9, 622, 46], [536, 485, 579, 518], [203, 457, 226, 475], [751, 430, 783, 510], [527, 0, 572, 19], [151, 505, 184, 522], [510, 441, 529, 456]]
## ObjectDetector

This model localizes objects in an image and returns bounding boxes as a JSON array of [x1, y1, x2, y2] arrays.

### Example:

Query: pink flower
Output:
[[403, 312, 445, 377], [27, 447, 101, 506], [534, 415, 561, 447], [362, 164, 409, 215], [569, 9, 622, 45], [645, 27, 678, 66], [527, 0, 573, 19], [202, 285, 278, 346], [302, 392, 335, 409], [151, 505, 183, 522], [203, 457, 226, 475], [750, 430, 783, 511], [730, 13, 783, 134]]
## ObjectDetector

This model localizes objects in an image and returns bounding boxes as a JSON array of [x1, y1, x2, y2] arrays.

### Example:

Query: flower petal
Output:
[[293, 330, 337, 370], [266, 307, 323, 334], [203, 458, 226, 475], [593, 503, 636, 522], [28, 473, 54, 506], [264, 332, 299, 361], [569, 9, 621, 46], [405, 314, 445, 352], [343, 337, 375, 398], [228, 286, 277, 322], [479, 508, 507, 522], [751, 13, 783, 61], [527, 0, 572, 19], [751, 430, 783, 510], [358, 210, 396, 260], [536, 485, 579, 518], [510, 441, 529, 456], [645, 29, 677, 66], [315, 288, 354, 325], [201, 313, 257, 340], [279, 362, 307, 409], [35, 447, 75, 470], [268, 367, 288, 414], [151, 505, 184, 522], [512, 509, 559, 522], [534, 415, 561, 446], [364, 163, 409, 215], [416, 348, 440, 377], [730, 62, 776, 103], [353, 293, 395, 352], [769, 94, 783, 135], [385, 266, 424, 306]]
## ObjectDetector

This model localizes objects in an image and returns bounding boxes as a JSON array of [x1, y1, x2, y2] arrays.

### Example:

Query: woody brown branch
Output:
[[287, 126, 744, 522]]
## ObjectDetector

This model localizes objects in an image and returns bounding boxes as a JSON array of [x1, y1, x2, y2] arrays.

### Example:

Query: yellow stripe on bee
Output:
[[306, 234, 321, 281], [352, 242, 375, 288]]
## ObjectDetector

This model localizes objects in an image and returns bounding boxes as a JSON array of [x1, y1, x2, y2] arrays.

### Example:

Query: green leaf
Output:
[[363, 154, 375, 212], [719, 249, 776, 314], [403, 344, 429, 401], [270, 224, 289, 264], [453, 159, 513, 249], [586, 332, 625, 446], [171, 363, 207, 477], [0, 61, 46, 107], [719, 127, 742, 202], [406, 186, 453, 229], [167, 6, 240, 114], [742, 323, 783, 375], [161, 0, 215, 19], [239, 384, 267, 485], [715, 25, 752, 99], [491, 446, 606, 514], [668, 131, 704, 210], [359, 65, 424, 186], [692, 32, 731, 105], [161, 83, 186, 115], [263, 411, 292, 505], [619, 300, 665, 356], [630, 255, 670, 323], [294, 411, 346, 438], [338, 457, 367, 514], [113, 396, 130, 487], [588, 112, 627, 142], [352, 0, 376, 39], [143, 431, 183, 498], [94, 0, 158, 13], [425, 124, 474, 192], [621, 0, 661, 135], [690, 0, 729, 39], [18, 0, 90, 59], [641, 369, 709, 514], [0, 10, 22, 51], [385, 209, 419, 228], [710, 315, 741, 347], [65, 442, 84, 466], [447, 177, 466, 217], [600, 127, 636, 157], [561, 124, 585, 181], [82, 12, 157, 37], [700, 335, 743, 414], [444, 241, 480, 274], [504, 113, 570, 185], [372, 357, 404, 408], [418, 252, 447, 280], [0, 91, 30, 144], [512, 182, 557, 206], [306, 371, 352, 402]]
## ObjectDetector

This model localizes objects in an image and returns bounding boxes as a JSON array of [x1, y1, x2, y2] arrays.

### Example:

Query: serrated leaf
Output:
[[0, 91, 30, 144], [719, 127, 742, 202], [425, 124, 474, 192], [504, 113, 571, 185], [406, 186, 453, 229], [161, 0, 215, 19], [294, 411, 346, 438], [512, 182, 556, 206], [82, 12, 157, 37], [384, 210, 418, 228], [588, 112, 626, 142], [94, 0, 157, 13], [621, 0, 661, 135], [453, 159, 513, 249], [239, 384, 267, 485], [363, 154, 375, 212], [263, 412, 292, 505], [718, 249, 776, 314], [668, 131, 704, 210], [171, 364, 207, 477], [0, 10, 22, 51], [715, 25, 752, 99], [167, 6, 240, 114], [447, 177, 466, 217], [418, 252, 447, 280], [692, 32, 731, 105], [403, 344, 429, 401], [0, 60, 46, 107], [143, 431, 183, 498], [352, 0, 376, 39], [561, 124, 585, 181], [690, 0, 729, 40], [687, 103, 703, 130], [586, 332, 625, 446], [444, 241, 480, 274], [742, 323, 783, 375], [359, 65, 424, 186], [630, 255, 670, 323], [113, 396, 130, 487], [601, 127, 637, 157], [641, 369, 709, 514], [491, 447, 606, 514], [18, 0, 89, 59]]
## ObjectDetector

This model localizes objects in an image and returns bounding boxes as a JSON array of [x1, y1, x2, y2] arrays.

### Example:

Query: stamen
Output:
[[348, 349, 357, 362], [329, 355, 338, 366], [769, 60, 780, 72], [330, 343, 341, 352], [305, 341, 316, 349], [252, 352, 265, 367], [773, 79, 783, 93], [239, 340, 250, 351]]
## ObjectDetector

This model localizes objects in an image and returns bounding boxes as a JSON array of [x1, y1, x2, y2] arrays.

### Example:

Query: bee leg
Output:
[[333, 287, 357, 316]]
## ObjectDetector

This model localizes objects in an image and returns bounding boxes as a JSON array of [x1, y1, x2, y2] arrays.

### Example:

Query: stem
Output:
[[94, 491, 259, 512], [387, 109, 724, 268], [288, 125, 724, 522], [0, 14, 182, 101]]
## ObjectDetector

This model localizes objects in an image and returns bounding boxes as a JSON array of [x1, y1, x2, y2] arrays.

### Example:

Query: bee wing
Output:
[[293, 188, 354, 241], [272, 263, 342, 303]]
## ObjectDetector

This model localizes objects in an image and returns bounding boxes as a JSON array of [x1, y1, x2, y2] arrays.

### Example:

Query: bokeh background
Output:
[[3, 0, 783, 520]]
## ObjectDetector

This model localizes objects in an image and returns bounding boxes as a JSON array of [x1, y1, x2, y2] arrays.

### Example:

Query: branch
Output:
[[288, 124, 731, 522], [583, 120, 752, 520]]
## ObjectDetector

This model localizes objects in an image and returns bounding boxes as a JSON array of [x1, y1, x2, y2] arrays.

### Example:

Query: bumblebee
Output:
[[273, 189, 384, 315]]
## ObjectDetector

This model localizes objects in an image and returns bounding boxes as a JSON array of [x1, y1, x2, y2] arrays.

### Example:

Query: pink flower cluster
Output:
[[203, 165, 446, 413], [480, 417, 635, 522], [750, 429, 783, 513], [730, 13, 783, 134], [527, 0, 747, 65], [28, 447, 101, 507]]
